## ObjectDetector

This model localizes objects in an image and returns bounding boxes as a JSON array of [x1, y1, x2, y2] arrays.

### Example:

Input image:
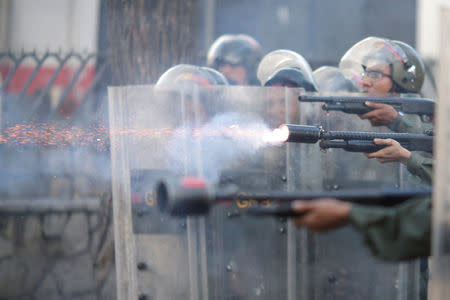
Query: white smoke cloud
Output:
[[166, 112, 279, 182]]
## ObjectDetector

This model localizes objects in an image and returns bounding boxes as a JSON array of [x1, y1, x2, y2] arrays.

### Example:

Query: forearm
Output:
[[406, 152, 433, 185], [388, 114, 433, 134], [349, 197, 431, 261]]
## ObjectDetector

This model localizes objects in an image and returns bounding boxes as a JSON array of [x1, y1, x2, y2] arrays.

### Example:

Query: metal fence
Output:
[[0, 50, 109, 198], [0, 51, 107, 120], [0, 51, 115, 300]]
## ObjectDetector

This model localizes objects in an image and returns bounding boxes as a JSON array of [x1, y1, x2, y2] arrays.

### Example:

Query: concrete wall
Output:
[[417, 0, 450, 60], [8, 0, 99, 53], [215, 0, 417, 67], [0, 212, 116, 300], [415, 0, 450, 99]]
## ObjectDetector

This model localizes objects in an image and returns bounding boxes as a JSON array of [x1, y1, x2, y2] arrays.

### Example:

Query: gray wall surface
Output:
[[214, 0, 416, 67]]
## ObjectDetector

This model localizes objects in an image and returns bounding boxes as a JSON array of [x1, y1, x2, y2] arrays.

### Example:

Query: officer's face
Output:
[[266, 83, 299, 127], [266, 96, 285, 127], [362, 63, 393, 95], [218, 64, 248, 85]]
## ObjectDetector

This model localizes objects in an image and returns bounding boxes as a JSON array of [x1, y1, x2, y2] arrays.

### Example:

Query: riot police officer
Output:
[[340, 38, 433, 191], [292, 39, 433, 262], [340, 37, 424, 95], [255, 49, 318, 128], [207, 34, 262, 85], [339, 37, 429, 131]]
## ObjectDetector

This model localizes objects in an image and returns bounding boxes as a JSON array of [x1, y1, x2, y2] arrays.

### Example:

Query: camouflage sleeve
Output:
[[388, 114, 433, 134], [406, 152, 433, 185], [348, 197, 431, 261]]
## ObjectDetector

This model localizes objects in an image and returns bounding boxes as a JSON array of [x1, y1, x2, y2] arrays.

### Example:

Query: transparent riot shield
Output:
[[109, 85, 423, 300], [395, 93, 431, 300]]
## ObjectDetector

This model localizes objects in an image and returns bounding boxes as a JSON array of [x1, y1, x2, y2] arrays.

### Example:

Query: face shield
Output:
[[339, 37, 421, 93], [257, 49, 318, 91], [264, 68, 316, 91], [313, 66, 361, 92]]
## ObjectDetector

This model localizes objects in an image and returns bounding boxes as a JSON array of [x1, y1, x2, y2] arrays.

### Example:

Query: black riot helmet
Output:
[[339, 37, 425, 93], [313, 66, 361, 92], [257, 49, 318, 91], [207, 34, 262, 85]]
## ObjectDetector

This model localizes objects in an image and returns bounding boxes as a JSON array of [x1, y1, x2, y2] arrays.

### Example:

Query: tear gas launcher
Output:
[[274, 124, 433, 153], [156, 177, 431, 217], [298, 94, 435, 118]]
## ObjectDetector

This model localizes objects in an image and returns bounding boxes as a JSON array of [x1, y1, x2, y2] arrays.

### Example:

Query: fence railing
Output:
[[0, 51, 108, 119], [0, 50, 111, 201]]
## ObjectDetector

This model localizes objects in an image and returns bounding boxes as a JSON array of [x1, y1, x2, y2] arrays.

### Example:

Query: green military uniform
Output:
[[388, 114, 433, 134], [390, 113, 433, 185], [388, 113, 433, 186], [407, 152, 433, 185], [348, 138, 433, 262], [348, 151, 433, 261], [349, 196, 431, 261]]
